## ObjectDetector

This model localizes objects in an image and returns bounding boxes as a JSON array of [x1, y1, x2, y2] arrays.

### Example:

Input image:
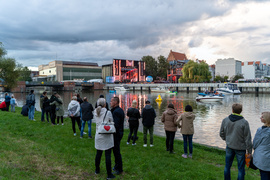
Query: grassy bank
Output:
[[0, 108, 260, 180]]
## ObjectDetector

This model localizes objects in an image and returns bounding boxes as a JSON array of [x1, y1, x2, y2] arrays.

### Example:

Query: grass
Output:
[[0, 107, 260, 180]]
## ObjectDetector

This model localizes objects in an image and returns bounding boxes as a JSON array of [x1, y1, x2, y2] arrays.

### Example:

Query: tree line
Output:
[[0, 42, 31, 91]]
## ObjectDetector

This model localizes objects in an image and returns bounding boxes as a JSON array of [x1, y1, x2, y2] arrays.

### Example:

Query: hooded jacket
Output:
[[177, 112, 195, 135], [219, 114, 252, 154], [161, 108, 178, 132], [68, 100, 80, 117], [253, 126, 270, 171], [142, 104, 156, 127], [50, 97, 64, 117]]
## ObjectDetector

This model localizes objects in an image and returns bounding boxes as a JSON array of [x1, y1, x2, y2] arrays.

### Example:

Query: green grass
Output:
[[0, 107, 260, 180]]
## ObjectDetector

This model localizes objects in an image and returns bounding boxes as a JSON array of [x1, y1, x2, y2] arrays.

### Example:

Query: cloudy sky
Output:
[[1, 0, 270, 70]]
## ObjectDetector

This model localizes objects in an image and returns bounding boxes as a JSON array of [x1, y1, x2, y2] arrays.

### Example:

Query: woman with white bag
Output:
[[94, 98, 115, 179]]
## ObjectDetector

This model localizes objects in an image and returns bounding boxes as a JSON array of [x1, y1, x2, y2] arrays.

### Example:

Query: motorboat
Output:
[[196, 93, 224, 102], [114, 86, 130, 91], [216, 83, 241, 95], [151, 87, 170, 93]]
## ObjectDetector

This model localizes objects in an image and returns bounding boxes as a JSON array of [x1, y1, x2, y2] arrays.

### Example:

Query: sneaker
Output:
[[170, 151, 176, 154], [83, 132, 87, 135], [74, 133, 76, 136], [132, 143, 136, 146], [182, 154, 187, 158], [33, 119, 36, 121], [80, 136, 83, 139], [57, 124, 59, 125], [95, 170, 100, 175], [62, 123, 64, 125], [88, 136, 92, 139], [126, 142, 129, 145], [150, 144, 154, 147], [143, 144, 147, 147], [112, 170, 122, 175], [188, 154, 193, 158], [107, 174, 116, 179]]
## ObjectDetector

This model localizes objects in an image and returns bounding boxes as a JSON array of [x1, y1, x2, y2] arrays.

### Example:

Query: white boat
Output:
[[114, 86, 130, 91], [196, 93, 224, 102], [151, 87, 170, 93], [216, 83, 241, 95]]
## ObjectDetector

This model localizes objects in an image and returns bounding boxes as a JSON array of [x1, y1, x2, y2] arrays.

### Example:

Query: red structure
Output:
[[113, 59, 145, 83]]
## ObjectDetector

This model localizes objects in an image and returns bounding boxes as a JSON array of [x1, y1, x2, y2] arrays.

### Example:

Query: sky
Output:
[[1, 0, 270, 70]]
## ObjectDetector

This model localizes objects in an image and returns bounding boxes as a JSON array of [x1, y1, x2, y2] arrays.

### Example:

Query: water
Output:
[[8, 90, 269, 149]]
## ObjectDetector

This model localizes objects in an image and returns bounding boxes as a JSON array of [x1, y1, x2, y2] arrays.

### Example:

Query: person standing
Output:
[[43, 96, 51, 123], [253, 112, 270, 179], [161, 103, 178, 154], [26, 90, 35, 121], [126, 100, 140, 145], [219, 103, 252, 180], [141, 100, 156, 147], [95, 95, 109, 110], [110, 97, 125, 175], [80, 97, 94, 138], [10, 95, 17, 112], [50, 92, 62, 125], [50, 93, 64, 125], [4, 93, 11, 111], [177, 105, 195, 158], [68, 96, 81, 136], [94, 98, 115, 179], [40, 91, 47, 122]]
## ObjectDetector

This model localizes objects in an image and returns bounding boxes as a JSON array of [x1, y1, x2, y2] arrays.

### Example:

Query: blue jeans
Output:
[[260, 169, 270, 180], [28, 105, 35, 120], [182, 134, 193, 155], [80, 119, 92, 137], [10, 104, 15, 112], [41, 108, 45, 121], [224, 146, 246, 180]]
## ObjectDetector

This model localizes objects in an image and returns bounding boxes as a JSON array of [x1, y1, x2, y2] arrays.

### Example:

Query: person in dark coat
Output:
[[50, 92, 62, 125], [21, 104, 28, 116], [77, 94, 83, 105], [4, 93, 11, 111], [141, 100, 156, 147], [95, 95, 109, 110], [80, 97, 94, 138], [40, 91, 47, 122], [126, 100, 140, 145], [110, 96, 125, 175], [43, 96, 51, 123]]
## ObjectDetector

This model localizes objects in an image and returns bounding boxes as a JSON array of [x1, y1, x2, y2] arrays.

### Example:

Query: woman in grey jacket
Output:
[[68, 96, 81, 136], [253, 112, 270, 179]]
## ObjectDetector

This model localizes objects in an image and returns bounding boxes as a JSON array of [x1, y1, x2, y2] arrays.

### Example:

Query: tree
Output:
[[231, 74, 244, 82], [157, 55, 170, 80], [0, 42, 26, 90], [17, 65, 32, 81], [141, 55, 158, 80], [214, 75, 229, 83], [179, 60, 211, 83]]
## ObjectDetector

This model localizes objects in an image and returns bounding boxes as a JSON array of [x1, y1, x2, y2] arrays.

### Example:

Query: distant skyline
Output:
[[1, 0, 270, 69]]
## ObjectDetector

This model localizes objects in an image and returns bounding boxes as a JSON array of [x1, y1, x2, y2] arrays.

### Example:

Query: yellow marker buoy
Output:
[[155, 94, 162, 102]]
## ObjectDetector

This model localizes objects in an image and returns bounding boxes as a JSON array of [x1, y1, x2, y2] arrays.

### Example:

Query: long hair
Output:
[[262, 112, 270, 127], [96, 98, 106, 117]]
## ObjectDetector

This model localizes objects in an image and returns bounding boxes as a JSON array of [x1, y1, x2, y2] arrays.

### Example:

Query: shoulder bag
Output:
[[97, 110, 116, 134]]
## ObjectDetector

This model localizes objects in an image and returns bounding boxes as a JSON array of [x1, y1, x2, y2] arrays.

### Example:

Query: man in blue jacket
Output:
[[80, 97, 94, 138], [110, 96, 125, 175], [4, 93, 11, 111]]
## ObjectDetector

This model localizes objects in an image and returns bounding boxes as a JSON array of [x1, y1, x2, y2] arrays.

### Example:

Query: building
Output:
[[167, 50, 189, 83], [102, 64, 113, 83], [112, 59, 145, 83], [242, 61, 269, 79], [38, 60, 102, 82], [215, 58, 242, 79]]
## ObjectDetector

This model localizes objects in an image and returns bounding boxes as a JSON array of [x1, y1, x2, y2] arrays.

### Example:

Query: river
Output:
[[6, 90, 268, 149]]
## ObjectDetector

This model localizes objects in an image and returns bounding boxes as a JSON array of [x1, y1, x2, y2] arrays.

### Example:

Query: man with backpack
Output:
[[26, 90, 35, 121]]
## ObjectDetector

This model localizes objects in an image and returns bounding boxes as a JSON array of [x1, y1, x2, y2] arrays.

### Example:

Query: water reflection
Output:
[[9, 90, 267, 149]]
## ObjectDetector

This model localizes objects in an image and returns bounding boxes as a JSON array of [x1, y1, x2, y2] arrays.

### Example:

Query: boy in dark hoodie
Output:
[[219, 103, 252, 180], [141, 100, 156, 147]]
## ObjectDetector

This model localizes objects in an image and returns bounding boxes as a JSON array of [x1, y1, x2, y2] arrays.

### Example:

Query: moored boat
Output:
[[216, 83, 241, 95], [114, 86, 130, 91], [151, 87, 170, 93]]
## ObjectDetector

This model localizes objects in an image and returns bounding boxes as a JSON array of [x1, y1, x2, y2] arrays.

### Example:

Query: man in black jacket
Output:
[[142, 100, 156, 147], [80, 97, 94, 138], [50, 92, 62, 125], [110, 96, 125, 175]]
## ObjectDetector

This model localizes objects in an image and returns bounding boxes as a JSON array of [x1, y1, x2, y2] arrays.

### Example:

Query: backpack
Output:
[[26, 94, 34, 106]]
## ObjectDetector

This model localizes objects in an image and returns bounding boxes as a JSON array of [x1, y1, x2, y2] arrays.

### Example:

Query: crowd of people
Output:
[[1, 90, 269, 179]]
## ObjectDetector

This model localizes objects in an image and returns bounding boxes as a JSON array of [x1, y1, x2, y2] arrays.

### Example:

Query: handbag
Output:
[[249, 157, 258, 170], [97, 111, 116, 134]]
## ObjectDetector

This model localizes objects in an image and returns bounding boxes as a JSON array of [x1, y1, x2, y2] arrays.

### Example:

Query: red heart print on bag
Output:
[[104, 126, 111, 131]]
